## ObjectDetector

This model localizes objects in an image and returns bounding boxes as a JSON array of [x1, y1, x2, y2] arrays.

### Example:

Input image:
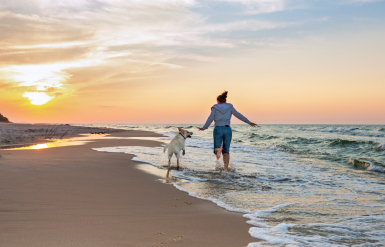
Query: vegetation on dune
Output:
[[0, 113, 11, 123]]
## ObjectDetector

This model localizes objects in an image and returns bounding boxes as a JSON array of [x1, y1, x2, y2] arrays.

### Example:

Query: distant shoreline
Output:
[[0, 123, 126, 147]]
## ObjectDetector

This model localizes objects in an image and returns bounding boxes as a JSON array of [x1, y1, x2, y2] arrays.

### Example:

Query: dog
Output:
[[163, 127, 193, 171]]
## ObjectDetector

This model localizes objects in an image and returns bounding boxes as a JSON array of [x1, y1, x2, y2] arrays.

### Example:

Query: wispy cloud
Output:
[[349, 0, 383, 2], [0, 0, 316, 105], [339, 0, 384, 4], [213, 0, 288, 14]]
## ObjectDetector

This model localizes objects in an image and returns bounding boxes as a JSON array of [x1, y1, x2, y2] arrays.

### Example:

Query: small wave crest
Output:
[[249, 133, 278, 140], [300, 127, 358, 133], [377, 143, 385, 150], [329, 139, 361, 146], [349, 159, 385, 173], [286, 137, 321, 145], [265, 145, 285, 151]]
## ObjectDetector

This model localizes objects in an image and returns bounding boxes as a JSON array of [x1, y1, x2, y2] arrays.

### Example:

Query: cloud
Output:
[[213, 0, 287, 14], [199, 19, 295, 33], [0, 0, 308, 105], [340, 0, 384, 4], [350, 0, 383, 2]]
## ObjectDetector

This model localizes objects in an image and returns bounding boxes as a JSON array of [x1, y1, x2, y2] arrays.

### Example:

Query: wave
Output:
[[265, 145, 285, 151], [286, 137, 322, 145], [328, 139, 362, 146], [300, 127, 385, 138], [346, 132, 385, 138], [300, 127, 359, 133], [349, 159, 384, 173], [377, 143, 385, 150], [249, 133, 278, 140], [328, 139, 376, 147]]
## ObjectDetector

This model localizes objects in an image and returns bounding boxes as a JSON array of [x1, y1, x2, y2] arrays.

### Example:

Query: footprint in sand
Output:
[[184, 201, 192, 205], [170, 235, 183, 242], [153, 236, 183, 245], [172, 205, 179, 208], [153, 241, 168, 245]]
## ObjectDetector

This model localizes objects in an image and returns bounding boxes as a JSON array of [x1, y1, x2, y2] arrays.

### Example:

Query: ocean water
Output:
[[81, 124, 385, 246]]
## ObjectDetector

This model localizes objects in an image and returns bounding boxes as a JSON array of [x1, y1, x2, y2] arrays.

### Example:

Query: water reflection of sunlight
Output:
[[2, 139, 89, 150], [30, 143, 49, 149]]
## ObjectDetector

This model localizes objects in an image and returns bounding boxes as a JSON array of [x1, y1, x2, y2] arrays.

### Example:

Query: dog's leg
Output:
[[176, 152, 181, 170], [166, 168, 170, 178], [167, 154, 172, 177]]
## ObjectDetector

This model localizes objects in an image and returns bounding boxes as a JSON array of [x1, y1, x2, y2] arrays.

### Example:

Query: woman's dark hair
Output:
[[217, 91, 228, 103]]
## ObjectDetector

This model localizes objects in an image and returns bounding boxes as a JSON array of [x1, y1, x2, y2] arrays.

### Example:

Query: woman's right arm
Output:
[[199, 109, 215, 130], [231, 107, 257, 126]]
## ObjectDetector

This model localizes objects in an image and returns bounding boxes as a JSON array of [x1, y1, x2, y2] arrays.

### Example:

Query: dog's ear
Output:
[[178, 127, 182, 132]]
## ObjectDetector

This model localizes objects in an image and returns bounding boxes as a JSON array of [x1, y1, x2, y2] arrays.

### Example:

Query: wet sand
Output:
[[0, 129, 256, 246], [0, 123, 125, 148]]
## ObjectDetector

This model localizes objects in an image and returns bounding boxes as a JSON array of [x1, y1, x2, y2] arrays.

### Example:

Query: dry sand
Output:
[[0, 126, 256, 246]]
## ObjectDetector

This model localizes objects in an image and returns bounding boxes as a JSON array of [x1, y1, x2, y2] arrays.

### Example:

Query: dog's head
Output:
[[178, 127, 193, 138]]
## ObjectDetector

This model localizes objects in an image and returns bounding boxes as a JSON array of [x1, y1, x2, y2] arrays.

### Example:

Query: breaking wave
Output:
[[377, 143, 385, 150], [329, 139, 363, 146], [349, 159, 385, 173]]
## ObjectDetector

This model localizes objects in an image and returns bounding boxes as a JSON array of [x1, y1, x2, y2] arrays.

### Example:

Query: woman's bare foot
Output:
[[214, 148, 223, 160]]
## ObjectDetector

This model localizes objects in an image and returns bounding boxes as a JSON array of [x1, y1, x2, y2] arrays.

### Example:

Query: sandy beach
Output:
[[0, 124, 255, 247], [0, 123, 125, 148]]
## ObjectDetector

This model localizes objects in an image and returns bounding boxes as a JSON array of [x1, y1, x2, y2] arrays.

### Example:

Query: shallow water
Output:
[[84, 124, 385, 246]]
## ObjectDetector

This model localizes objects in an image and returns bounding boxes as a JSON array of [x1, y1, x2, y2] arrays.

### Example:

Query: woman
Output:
[[198, 91, 257, 171]]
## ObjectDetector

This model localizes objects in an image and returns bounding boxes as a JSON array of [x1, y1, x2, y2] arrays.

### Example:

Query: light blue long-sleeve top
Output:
[[202, 103, 252, 130]]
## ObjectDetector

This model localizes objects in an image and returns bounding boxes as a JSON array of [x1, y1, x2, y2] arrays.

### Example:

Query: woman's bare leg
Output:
[[223, 153, 230, 172], [214, 147, 223, 160]]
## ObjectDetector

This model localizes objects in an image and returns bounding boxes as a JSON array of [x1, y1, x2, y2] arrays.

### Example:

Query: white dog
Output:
[[163, 127, 193, 170]]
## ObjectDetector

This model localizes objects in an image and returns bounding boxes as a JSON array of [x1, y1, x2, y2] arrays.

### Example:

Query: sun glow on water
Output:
[[30, 144, 49, 149]]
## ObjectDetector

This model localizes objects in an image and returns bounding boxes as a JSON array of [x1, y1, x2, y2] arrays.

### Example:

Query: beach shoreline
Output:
[[0, 126, 256, 246], [0, 123, 127, 148]]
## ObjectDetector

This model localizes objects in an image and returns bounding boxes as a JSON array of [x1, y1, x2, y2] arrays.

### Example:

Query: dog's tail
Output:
[[163, 144, 169, 153]]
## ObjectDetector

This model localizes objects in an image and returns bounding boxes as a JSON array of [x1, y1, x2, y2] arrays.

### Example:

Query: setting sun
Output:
[[23, 92, 53, 105]]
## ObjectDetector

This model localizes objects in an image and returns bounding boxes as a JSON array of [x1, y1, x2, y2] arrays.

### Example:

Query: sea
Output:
[[78, 124, 385, 246]]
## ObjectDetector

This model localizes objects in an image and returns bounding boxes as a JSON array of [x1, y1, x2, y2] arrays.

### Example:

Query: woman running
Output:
[[198, 91, 257, 171]]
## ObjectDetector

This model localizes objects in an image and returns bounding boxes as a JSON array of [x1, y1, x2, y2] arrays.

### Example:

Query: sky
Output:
[[0, 0, 384, 124]]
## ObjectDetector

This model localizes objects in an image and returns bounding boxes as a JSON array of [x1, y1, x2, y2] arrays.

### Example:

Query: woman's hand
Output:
[[197, 127, 205, 131], [250, 123, 257, 127]]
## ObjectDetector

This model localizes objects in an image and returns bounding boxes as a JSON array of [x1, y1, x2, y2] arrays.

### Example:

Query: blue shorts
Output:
[[213, 126, 232, 154]]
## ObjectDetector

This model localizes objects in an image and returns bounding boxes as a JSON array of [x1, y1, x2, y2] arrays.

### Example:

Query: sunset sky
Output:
[[1, 0, 384, 124]]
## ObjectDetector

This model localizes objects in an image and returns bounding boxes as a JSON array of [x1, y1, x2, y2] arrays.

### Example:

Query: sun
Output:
[[23, 92, 53, 105]]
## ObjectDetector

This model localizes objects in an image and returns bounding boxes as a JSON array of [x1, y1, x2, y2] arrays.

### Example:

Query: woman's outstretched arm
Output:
[[199, 109, 215, 131], [231, 107, 257, 127]]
